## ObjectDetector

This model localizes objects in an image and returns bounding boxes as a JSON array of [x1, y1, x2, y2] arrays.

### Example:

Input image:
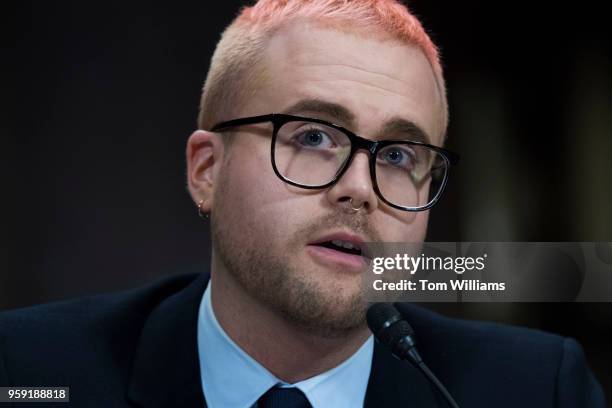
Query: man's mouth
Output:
[[307, 232, 370, 270], [315, 240, 363, 256]]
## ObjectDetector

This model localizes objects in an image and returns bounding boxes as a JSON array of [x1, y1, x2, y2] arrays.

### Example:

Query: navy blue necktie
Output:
[[257, 386, 312, 408]]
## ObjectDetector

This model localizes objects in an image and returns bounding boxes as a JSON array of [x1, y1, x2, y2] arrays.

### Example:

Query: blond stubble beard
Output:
[[211, 216, 369, 339], [210, 169, 372, 338]]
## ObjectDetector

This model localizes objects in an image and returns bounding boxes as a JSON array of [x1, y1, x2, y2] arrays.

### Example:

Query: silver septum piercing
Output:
[[349, 198, 364, 212]]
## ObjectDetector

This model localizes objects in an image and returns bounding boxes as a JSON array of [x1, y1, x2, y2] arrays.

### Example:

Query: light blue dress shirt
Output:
[[197, 283, 374, 408]]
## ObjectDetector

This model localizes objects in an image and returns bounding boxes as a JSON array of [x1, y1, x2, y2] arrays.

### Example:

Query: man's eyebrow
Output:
[[282, 98, 432, 145], [381, 118, 431, 145], [283, 99, 355, 126]]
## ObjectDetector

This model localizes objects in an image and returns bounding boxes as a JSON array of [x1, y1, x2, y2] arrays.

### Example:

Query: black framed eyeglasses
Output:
[[210, 114, 459, 212]]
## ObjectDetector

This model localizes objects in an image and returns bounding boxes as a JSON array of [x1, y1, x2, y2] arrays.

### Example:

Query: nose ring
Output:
[[349, 198, 365, 213]]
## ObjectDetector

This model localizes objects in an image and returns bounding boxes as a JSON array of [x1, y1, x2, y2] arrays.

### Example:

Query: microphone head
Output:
[[366, 303, 401, 336], [367, 303, 417, 359], [382, 319, 416, 354]]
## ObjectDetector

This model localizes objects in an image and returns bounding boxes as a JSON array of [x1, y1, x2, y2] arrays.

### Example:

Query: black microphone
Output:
[[366, 302, 460, 408]]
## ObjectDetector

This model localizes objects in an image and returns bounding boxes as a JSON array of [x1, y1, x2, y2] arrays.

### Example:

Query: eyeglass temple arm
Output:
[[209, 114, 277, 132]]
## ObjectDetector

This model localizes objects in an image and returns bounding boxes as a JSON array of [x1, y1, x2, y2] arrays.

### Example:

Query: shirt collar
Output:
[[197, 281, 373, 408]]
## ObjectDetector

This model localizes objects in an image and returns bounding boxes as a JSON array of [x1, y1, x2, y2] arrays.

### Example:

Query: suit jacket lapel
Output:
[[364, 339, 443, 407], [127, 273, 209, 408]]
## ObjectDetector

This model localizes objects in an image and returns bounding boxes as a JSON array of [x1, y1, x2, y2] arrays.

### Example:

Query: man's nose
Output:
[[326, 150, 378, 213]]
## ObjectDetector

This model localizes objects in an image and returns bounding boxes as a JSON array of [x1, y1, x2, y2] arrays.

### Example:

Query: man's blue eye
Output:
[[379, 146, 416, 170], [295, 129, 335, 148], [303, 131, 324, 146], [385, 149, 404, 164]]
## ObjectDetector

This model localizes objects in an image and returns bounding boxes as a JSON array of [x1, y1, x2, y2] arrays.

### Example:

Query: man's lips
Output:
[[309, 231, 367, 250], [307, 231, 371, 270]]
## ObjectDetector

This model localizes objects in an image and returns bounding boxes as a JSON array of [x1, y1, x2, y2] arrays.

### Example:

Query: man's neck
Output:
[[209, 269, 371, 383]]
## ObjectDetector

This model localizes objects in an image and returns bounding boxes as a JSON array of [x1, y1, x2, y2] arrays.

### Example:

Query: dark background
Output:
[[4, 0, 611, 397]]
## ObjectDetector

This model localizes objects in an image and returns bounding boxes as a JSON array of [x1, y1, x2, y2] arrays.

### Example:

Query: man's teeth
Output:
[[331, 240, 359, 250]]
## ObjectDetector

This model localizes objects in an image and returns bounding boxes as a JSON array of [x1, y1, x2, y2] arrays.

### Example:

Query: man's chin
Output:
[[269, 272, 368, 338], [278, 304, 368, 339]]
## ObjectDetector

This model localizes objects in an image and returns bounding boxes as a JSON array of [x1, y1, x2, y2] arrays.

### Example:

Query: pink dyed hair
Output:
[[197, 0, 448, 140]]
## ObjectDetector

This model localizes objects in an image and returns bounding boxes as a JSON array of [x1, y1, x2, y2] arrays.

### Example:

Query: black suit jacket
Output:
[[0, 273, 605, 407]]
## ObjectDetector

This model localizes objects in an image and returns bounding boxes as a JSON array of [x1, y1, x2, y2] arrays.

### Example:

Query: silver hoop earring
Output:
[[197, 199, 209, 219]]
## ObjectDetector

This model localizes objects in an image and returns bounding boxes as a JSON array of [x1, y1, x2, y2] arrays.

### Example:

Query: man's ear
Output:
[[186, 130, 224, 214]]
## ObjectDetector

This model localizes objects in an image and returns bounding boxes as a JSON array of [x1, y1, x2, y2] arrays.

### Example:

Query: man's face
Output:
[[208, 22, 443, 336]]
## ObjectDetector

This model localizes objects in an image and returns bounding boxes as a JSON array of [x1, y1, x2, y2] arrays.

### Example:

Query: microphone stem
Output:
[[417, 361, 460, 408]]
